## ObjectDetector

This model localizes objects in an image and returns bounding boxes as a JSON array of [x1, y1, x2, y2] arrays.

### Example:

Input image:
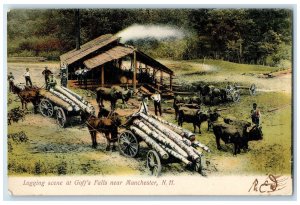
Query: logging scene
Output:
[[7, 9, 292, 177]]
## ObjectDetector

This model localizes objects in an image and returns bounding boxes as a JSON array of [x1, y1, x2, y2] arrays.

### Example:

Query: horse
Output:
[[86, 113, 121, 151], [11, 82, 40, 112]]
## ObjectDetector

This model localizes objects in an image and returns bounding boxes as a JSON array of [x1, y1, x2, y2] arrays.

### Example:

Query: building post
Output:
[[169, 74, 173, 91], [101, 65, 104, 86], [133, 50, 137, 92], [160, 70, 163, 90]]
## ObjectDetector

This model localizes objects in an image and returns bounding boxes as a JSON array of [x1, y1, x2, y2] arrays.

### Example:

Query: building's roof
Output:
[[60, 34, 120, 65], [83, 45, 174, 75], [84, 46, 134, 69]]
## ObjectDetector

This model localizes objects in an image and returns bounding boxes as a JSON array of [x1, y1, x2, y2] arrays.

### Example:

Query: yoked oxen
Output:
[[212, 122, 263, 155], [178, 107, 208, 134], [96, 86, 133, 110]]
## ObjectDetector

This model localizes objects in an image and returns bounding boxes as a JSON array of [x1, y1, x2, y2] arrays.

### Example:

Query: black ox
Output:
[[212, 122, 263, 155]]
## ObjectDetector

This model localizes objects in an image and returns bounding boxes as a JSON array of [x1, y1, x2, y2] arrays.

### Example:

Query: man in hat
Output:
[[251, 103, 261, 126], [42, 66, 53, 87], [23, 68, 32, 87], [61, 73, 68, 88], [7, 72, 15, 92], [151, 90, 162, 116], [46, 74, 57, 90]]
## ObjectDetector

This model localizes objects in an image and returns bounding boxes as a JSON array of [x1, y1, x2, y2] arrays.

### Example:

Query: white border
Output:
[[1, 0, 299, 204]]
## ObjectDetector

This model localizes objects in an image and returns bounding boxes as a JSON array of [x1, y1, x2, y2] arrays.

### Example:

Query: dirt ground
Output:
[[7, 61, 292, 177]]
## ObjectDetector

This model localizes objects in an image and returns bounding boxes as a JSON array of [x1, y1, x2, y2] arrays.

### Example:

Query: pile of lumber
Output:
[[127, 102, 210, 171], [39, 86, 95, 114]]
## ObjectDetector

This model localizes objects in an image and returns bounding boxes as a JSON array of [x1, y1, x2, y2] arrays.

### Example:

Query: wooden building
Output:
[[60, 34, 174, 93]]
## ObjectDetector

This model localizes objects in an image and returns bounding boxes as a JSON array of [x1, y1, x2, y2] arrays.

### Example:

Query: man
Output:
[[75, 67, 83, 85], [151, 91, 162, 116], [42, 66, 52, 87], [46, 74, 57, 90], [251, 103, 261, 126], [61, 73, 68, 87], [82, 67, 89, 89], [8, 72, 15, 92], [24, 68, 32, 87]]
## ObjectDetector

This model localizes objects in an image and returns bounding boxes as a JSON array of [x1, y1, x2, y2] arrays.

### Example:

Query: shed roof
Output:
[[60, 34, 120, 65], [83, 45, 174, 75], [84, 46, 134, 69]]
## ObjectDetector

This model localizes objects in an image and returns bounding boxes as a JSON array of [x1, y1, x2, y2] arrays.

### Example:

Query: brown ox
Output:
[[11, 82, 40, 112], [86, 114, 121, 150]]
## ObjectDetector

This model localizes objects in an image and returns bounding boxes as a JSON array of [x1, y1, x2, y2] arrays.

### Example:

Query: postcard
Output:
[[6, 7, 293, 196]]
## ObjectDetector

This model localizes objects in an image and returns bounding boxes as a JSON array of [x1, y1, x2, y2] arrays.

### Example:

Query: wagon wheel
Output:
[[39, 98, 54, 117], [249, 84, 256, 95], [146, 150, 162, 177], [118, 130, 139, 158], [56, 107, 67, 128], [232, 91, 240, 102]]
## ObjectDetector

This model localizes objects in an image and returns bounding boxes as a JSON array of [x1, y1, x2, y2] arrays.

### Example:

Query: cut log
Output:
[[39, 89, 73, 111], [159, 144, 192, 165], [150, 114, 195, 141], [49, 89, 80, 111], [133, 119, 188, 158], [129, 126, 169, 160], [192, 141, 211, 153], [139, 113, 199, 162], [61, 86, 84, 101], [54, 86, 93, 114], [192, 147, 203, 157]]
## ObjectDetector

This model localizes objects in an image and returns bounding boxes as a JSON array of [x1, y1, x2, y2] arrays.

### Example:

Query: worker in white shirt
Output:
[[24, 68, 32, 87], [151, 91, 162, 116]]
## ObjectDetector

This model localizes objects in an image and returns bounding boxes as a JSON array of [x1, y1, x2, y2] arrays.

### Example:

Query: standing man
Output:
[[46, 74, 57, 90], [24, 68, 32, 87], [82, 67, 89, 89], [75, 67, 83, 85], [42, 66, 52, 87], [8, 72, 15, 92], [251, 103, 261, 126], [61, 73, 68, 87], [151, 91, 162, 116]]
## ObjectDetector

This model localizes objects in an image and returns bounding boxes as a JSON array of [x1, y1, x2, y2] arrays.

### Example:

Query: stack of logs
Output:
[[128, 110, 210, 169], [39, 86, 95, 114]]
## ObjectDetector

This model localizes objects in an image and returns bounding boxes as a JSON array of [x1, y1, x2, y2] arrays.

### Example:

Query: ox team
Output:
[[8, 65, 262, 155]]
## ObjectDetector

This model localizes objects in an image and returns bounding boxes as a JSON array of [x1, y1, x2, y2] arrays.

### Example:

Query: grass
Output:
[[7, 59, 292, 176]]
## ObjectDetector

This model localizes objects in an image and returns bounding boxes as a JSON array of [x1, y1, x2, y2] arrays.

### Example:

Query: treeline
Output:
[[7, 9, 292, 66]]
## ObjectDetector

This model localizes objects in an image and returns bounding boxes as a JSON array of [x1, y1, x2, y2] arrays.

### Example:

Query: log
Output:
[[192, 141, 211, 153], [139, 113, 199, 162], [54, 86, 93, 114], [150, 114, 195, 141], [160, 144, 191, 165], [133, 119, 188, 158], [49, 89, 80, 111], [39, 89, 73, 111], [60, 86, 84, 101], [129, 126, 169, 160], [191, 147, 203, 157]]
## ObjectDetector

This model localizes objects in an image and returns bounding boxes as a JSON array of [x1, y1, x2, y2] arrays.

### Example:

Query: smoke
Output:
[[116, 24, 185, 42]]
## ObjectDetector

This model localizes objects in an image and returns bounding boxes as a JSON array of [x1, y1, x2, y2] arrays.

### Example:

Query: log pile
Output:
[[39, 86, 95, 115], [126, 102, 210, 170]]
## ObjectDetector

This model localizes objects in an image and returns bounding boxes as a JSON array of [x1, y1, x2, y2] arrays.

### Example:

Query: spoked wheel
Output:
[[232, 91, 240, 102], [118, 131, 139, 157], [39, 98, 54, 117], [146, 150, 162, 177], [249, 84, 256, 95], [56, 107, 67, 128]]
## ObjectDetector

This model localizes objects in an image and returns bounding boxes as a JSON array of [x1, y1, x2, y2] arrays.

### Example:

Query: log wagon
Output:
[[234, 83, 257, 95], [117, 102, 211, 177], [38, 86, 95, 127]]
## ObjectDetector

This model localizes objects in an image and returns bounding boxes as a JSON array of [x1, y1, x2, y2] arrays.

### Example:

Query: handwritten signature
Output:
[[248, 174, 287, 193]]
